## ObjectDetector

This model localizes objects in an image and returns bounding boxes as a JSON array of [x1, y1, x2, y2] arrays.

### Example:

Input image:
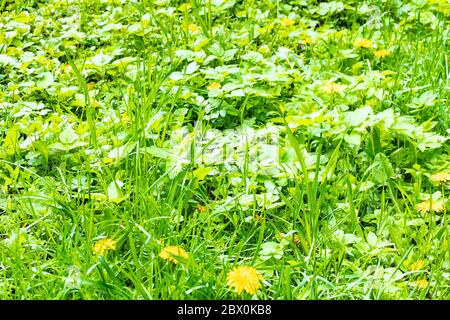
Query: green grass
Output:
[[0, 0, 450, 299]]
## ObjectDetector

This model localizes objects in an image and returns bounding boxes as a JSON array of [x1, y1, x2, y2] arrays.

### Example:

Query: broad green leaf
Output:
[[91, 51, 114, 66], [142, 146, 171, 159], [107, 180, 125, 203], [33, 141, 48, 166], [36, 72, 54, 88], [228, 89, 245, 97], [4, 125, 19, 155], [112, 57, 137, 68], [107, 141, 137, 159], [344, 133, 361, 146], [83, 193, 108, 201], [406, 218, 425, 226], [368, 153, 394, 185], [48, 141, 88, 151], [343, 106, 373, 127], [4, 228, 28, 252], [192, 167, 212, 181], [59, 127, 78, 145], [259, 241, 285, 261], [169, 72, 184, 80], [185, 61, 198, 75], [367, 232, 378, 247]]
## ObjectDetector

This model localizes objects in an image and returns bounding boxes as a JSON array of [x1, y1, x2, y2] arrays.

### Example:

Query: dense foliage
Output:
[[1, 0, 450, 299]]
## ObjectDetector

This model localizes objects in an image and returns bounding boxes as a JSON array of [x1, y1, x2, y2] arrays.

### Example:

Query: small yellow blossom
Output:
[[416, 200, 445, 213], [374, 49, 390, 58], [186, 24, 200, 34], [322, 82, 346, 94], [280, 18, 295, 27], [303, 37, 313, 45], [430, 172, 450, 183], [93, 238, 117, 256], [197, 205, 208, 213], [226, 266, 263, 295], [413, 279, 429, 289], [207, 82, 221, 90], [159, 246, 189, 264], [409, 260, 425, 271], [354, 38, 373, 48]]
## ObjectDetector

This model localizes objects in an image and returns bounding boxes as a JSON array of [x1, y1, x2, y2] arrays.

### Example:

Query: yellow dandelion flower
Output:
[[93, 238, 117, 256], [416, 200, 445, 213], [430, 172, 450, 183], [207, 82, 221, 90], [303, 37, 313, 45], [374, 49, 390, 58], [413, 279, 429, 289], [354, 38, 373, 48], [159, 246, 189, 264], [409, 260, 425, 271], [280, 18, 295, 27], [186, 24, 200, 34], [322, 82, 346, 94], [226, 266, 263, 295]]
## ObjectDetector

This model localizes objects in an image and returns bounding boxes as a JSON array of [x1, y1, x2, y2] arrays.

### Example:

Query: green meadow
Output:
[[1, 0, 450, 299]]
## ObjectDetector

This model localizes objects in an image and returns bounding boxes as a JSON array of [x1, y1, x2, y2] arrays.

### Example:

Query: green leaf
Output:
[[107, 142, 137, 159], [59, 127, 78, 145], [36, 72, 54, 89], [185, 61, 198, 75], [4, 125, 19, 155], [33, 141, 48, 166], [259, 241, 284, 261], [344, 133, 361, 146], [192, 167, 212, 181], [141, 146, 171, 159], [91, 51, 114, 66], [365, 127, 382, 159], [228, 89, 245, 97], [343, 106, 373, 127], [48, 141, 88, 151], [107, 180, 125, 203], [367, 232, 378, 247], [368, 153, 394, 185]]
